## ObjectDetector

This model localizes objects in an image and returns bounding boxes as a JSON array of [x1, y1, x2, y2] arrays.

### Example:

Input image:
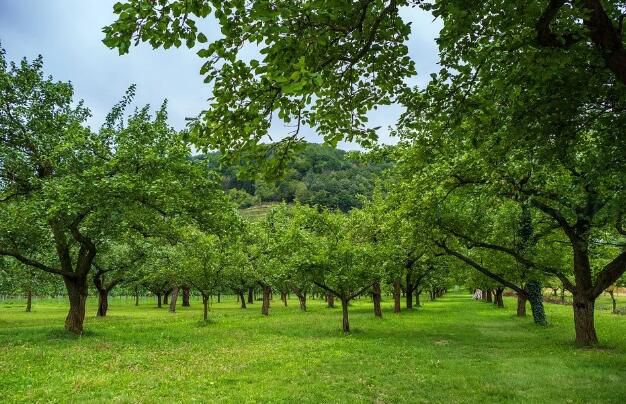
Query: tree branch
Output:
[[591, 251, 626, 298], [536, 0, 578, 48], [0, 248, 72, 277], [444, 227, 576, 292], [312, 280, 341, 298], [348, 282, 375, 301], [436, 241, 526, 295]]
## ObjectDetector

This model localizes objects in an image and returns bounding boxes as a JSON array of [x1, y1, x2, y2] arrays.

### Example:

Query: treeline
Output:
[[194, 144, 391, 211], [101, 0, 626, 350], [0, 49, 450, 335]]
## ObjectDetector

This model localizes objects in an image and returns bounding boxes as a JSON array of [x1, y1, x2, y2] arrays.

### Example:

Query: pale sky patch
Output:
[[0, 0, 441, 150]]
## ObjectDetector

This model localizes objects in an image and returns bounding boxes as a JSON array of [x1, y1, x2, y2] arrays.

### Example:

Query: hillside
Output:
[[197, 143, 391, 211]]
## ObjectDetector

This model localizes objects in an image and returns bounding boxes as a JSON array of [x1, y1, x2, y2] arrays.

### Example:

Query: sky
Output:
[[0, 0, 441, 150]]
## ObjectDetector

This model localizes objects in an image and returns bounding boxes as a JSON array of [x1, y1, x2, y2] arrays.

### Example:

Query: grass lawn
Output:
[[1, 293, 625, 403]]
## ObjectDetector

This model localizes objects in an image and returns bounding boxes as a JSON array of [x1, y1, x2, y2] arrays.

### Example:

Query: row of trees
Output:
[[102, 0, 626, 347], [2, 45, 620, 342], [0, 48, 453, 334], [91, 203, 453, 332], [3, 0, 626, 349], [0, 48, 235, 333]]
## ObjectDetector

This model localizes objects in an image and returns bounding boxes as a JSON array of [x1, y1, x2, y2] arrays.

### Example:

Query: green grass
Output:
[[1, 294, 626, 403], [240, 202, 282, 221]]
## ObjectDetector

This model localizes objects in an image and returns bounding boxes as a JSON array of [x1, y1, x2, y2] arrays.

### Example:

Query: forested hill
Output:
[[195, 143, 391, 211]]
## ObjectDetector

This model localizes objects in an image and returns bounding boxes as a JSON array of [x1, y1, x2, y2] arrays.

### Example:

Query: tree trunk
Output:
[[63, 276, 88, 334], [298, 292, 307, 311], [182, 287, 191, 307], [406, 288, 413, 309], [261, 285, 271, 316], [169, 287, 179, 313], [341, 297, 350, 333], [248, 287, 254, 304], [134, 288, 139, 306], [495, 287, 504, 308], [327, 293, 335, 308], [163, 291, 170, 305], [393, 279, 401, 313], [217, 292, 221, 303], [609, 291, 617, 314], [486, 289, 493, 303], [572, 293, 598, 346], [97, 288, 109, 317], [560, 286, 565, 304], [25, 288, 32, 313], [202, 295, 209, 321], [239, 292, 246, 309], [516, 293, 527, 317], [281, 292, 288, 307], [372, 281, 382, 318], [156, 293, 162, 308], [527, 281, 547, 326]]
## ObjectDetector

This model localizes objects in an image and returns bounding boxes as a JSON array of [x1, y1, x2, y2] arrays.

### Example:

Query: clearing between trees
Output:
[[1, 293, 625, 403]]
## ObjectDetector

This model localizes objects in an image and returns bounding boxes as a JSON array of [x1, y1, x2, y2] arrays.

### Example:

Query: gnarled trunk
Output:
[[182, 287, 191, 307], [169, 287, 179, 313], [527, 281, 547, 326], [261, 285, 271, 316], [372, 281, 382, 318], [573, 294, 598, 346], [63, 275, 88, 334], [97, 288, 109, 317], [393, 279, 401, 313], [516, 293, 527, 317], [341, 298, 350, 333]]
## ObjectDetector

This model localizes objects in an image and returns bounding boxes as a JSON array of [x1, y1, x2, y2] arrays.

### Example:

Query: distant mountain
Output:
[[196, 143, 391, 211]]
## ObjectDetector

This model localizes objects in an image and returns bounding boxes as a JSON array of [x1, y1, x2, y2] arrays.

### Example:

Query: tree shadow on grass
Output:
[[0, 326, 99, 344], [195, 319, 218, 327], [46, 328, 98, 340]]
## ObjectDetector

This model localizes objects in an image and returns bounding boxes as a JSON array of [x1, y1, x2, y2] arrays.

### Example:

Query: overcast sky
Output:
[[0, 0, 441, 150]]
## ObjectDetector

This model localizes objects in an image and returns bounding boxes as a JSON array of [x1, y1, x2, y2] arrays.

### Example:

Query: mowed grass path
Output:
[[1, 294, 626, 403]]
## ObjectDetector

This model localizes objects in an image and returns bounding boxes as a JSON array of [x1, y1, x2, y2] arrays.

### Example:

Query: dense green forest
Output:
[[196, 144, 390, 211]]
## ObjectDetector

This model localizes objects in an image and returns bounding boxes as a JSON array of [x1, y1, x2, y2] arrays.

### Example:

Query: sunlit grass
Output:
[[1, 293, 625, 402]]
